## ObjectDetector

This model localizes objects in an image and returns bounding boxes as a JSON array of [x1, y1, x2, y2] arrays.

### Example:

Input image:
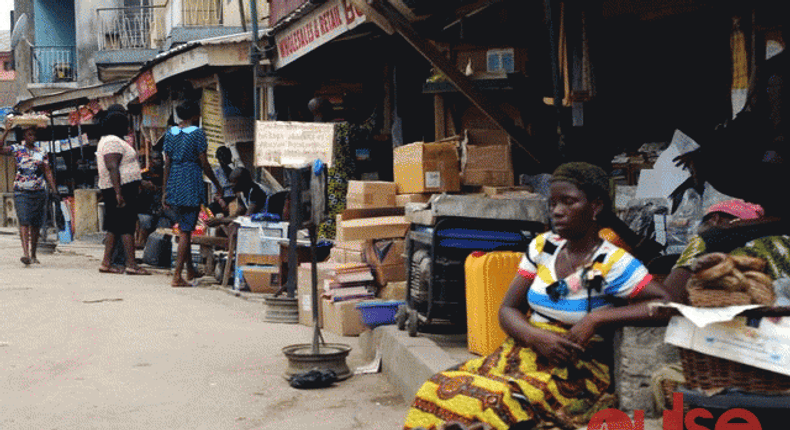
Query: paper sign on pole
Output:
[[254, 121, 335, 168]]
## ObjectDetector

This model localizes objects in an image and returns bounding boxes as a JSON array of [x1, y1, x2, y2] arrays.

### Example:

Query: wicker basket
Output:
[[687, 287, 752, 307], [680, 348, 790, 392]]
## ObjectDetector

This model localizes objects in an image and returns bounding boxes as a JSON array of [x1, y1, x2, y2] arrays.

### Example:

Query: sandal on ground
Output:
[[171, 278, 192, 287], [186, 270, 204, 281], [32, 258, 41, 264], [20, 256, 31, 266], [99, 265, 124, 274], [125, 267, 151, 275]]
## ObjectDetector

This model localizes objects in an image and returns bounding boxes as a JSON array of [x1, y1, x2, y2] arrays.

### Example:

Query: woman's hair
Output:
[[176, 100, 201, 121], [215, 146, 232, 165], [101, 109, 129, 138], [550, 162, 612, 213]]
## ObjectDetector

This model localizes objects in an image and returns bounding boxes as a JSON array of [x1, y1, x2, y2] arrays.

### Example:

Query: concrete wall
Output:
[[12, 0, 34, 102], [33, 0, 75, 47], [614, 326, 681, 418], [75, 0, 108, 86]]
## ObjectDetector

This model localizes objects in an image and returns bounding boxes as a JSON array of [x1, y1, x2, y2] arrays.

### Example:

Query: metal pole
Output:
[[286, 168, 301, 299], [250, 0, 260, 121]]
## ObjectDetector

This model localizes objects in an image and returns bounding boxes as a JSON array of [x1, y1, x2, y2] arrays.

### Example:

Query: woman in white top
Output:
[[96, 106, 149, 275]]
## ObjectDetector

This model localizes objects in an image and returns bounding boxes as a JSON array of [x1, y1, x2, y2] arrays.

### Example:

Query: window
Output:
[[3, 61, 13, 71]]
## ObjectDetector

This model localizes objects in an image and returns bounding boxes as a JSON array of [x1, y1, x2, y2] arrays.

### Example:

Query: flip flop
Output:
[[171, 279, 192, 287], [125, 267, 151, 275], [32, 258, 41, 264], [185, 270, 204, 281], [20, 256, 31, 266], [99, 266, 123, 274]]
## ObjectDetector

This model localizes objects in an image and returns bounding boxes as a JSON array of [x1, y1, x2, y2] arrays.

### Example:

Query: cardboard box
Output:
[[664, 315, 790, 376], [395, 193, 432, 207], [347, 181, 397, 209], [454, 46, 527, 78], [240, 265, 280, 293], [237, 253, 280, 267], [462, 170, 514, 187], [461, 130, 513, 187], [378, 281, 407, 301], [321, 297, 373, 337], [297, 262, 339, 327], [329, 240, 368, 264], [236, 221, 289, 256], [364, 239, 406, 286], [336, 216, 409, 242], [393, 141, 460, 194]]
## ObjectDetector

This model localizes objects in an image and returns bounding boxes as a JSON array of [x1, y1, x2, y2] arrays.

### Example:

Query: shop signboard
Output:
[[274, 0, 367, 69], [136, 70, 157, 103], [254, 121, 335, 168]]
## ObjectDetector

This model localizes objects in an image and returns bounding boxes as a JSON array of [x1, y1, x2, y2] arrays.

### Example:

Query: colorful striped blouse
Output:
[[518, 232, 652, 324]]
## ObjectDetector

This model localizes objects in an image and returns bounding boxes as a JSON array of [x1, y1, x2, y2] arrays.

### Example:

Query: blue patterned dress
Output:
[[163, 126, 207, 208]]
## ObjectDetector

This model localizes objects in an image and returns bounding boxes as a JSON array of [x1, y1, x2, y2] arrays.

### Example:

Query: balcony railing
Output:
[[182, 0, 222, 26], [97, 5, 166, 50], [31, 46, 77, 84]]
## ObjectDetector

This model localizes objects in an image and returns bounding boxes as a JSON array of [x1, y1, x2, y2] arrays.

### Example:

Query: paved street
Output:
[[0, 229, 407, 430]]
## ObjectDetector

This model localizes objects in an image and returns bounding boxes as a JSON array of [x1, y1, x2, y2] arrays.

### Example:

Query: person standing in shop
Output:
[[1, 122, 58, 266], [162, 99, 223, 287]]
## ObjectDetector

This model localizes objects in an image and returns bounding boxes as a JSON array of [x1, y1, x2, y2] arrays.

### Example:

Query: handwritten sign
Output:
[[255, 121, 335, 168]]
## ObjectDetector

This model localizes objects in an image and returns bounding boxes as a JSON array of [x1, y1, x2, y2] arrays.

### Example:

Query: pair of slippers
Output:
[[20, 257, 39, 266], [98, 266, 151, 275]]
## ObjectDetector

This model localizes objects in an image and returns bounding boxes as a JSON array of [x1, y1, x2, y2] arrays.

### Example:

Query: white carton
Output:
[[665, 315, 790, 376]]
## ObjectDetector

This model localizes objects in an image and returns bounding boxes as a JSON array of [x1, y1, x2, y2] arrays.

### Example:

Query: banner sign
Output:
[[255, 121, 335, 168], [136, 70, 157, 103], [274, 0, 366, 69]]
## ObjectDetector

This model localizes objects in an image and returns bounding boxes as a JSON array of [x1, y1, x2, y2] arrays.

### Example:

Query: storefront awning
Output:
[[118, 31, 272, 105], [14, 81, 125, 113]]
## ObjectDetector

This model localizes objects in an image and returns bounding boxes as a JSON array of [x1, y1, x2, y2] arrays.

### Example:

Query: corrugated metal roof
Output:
[[14, 81, 126, 113], [119, 29, 271, 94]]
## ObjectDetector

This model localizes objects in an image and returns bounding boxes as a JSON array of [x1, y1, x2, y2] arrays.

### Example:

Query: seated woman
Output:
[[403, 162, 670, 430], [661, 199, 765, 303]]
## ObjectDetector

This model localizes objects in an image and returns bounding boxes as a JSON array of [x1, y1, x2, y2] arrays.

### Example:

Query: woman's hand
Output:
[[116, 191, 126, 208], [565, 314, 600, 349], [531, 330, 584, 365], [161, 193, 170, 211]]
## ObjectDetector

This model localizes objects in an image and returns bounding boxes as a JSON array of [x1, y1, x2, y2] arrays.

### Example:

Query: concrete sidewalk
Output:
[[17, 227, 661, 429]]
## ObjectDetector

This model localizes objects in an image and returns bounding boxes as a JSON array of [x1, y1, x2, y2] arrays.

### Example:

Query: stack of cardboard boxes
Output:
[[300, 180, 411, 337], [298, 132, 517, 337]]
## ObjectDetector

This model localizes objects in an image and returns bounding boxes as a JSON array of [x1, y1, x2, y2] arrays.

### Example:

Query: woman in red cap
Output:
[[662, 199, 764, 302]]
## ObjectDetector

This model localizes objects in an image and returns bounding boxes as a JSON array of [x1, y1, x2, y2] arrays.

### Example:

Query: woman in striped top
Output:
[[404, 162, 669, 430]]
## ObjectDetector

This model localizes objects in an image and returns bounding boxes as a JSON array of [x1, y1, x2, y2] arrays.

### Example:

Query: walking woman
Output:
[[1, 122, 58, 266], [403, 162, 670, 430], [96, 106, 150, 275], [162, 99, 222, 287]]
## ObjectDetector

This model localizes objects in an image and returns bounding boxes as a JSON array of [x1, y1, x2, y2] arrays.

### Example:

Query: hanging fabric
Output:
[[731, 18, 749, 117], [544, 3, 595, 107]]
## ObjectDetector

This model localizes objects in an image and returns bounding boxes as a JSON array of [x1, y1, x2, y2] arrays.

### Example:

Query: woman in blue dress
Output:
[[162, 100, 223, 287]]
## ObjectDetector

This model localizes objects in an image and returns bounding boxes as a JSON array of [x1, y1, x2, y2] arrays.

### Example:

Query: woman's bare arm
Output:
[[499, 274, 584, 364]]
